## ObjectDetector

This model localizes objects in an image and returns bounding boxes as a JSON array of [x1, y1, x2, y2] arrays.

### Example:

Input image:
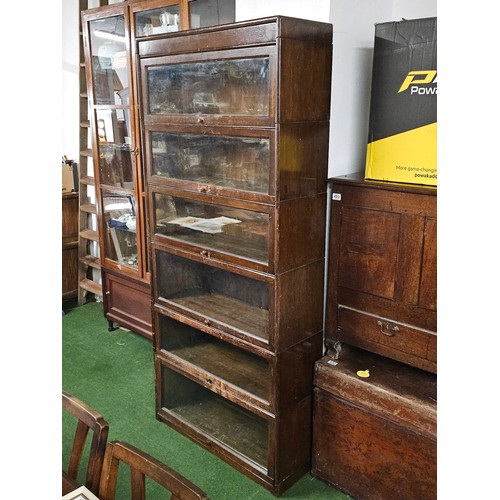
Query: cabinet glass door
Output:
[[102, 191, 138, 269], [146, 56, 270, 117], [88, 15, 129, 106], [153, 191, 271, 266], [149, 131, 271, 195], [135, 4, 180, 37], [96, 109, 134, 189]]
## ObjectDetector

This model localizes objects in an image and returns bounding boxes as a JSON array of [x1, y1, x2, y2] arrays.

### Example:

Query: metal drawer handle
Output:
[[377, 320, 400, 337]]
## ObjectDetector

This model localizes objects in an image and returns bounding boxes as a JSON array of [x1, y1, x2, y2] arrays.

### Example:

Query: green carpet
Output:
[[62, 301, 350, 499]]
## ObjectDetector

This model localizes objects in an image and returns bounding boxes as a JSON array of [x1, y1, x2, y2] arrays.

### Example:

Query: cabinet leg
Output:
[[108, 319, 117, 332]]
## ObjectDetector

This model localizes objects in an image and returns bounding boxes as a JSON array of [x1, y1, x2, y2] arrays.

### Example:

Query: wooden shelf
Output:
[[80, 229, 99, 242], [80, 176, 95, 186], [80, 202, 97, 214], [80, 278, 102, 296], [80, 255, 101, 270], [171, 293, 269, 342]]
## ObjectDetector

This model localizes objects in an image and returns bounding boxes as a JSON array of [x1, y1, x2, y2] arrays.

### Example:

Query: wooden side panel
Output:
[[312, 389, 437, 500], [279, 37, 332, 123], [63, 193, 79, 299], [277, 194, 326, 273], [419, 217, 437, 310], [103, 271, 153, 339]]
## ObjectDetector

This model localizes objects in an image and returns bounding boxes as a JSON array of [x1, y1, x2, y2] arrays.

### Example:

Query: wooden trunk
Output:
[[312, 345, 437, 500]]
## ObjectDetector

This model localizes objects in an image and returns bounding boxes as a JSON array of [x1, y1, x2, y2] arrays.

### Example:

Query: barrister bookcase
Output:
[[137, 16, 333, 495]]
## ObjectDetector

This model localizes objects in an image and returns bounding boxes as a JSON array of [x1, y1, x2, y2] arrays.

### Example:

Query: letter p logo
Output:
[[398, 70, 437, 93]]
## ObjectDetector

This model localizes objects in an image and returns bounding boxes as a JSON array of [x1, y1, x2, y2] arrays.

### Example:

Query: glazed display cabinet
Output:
[[81, 0, 192, 338], [137, 16, 333, 494]]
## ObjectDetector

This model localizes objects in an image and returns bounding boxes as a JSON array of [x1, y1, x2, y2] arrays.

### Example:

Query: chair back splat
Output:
[[99, 441, 209, 500], [62, 390, 109, 495]]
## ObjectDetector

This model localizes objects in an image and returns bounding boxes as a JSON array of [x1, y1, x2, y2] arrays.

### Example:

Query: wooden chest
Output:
[[326, 174, 437, 373], [312, 345, 437, 500]]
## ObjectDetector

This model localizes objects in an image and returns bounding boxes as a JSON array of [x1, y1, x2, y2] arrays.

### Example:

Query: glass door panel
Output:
[[150, 132, 270, 194], [147, 57, 269, 116], [153, 192, 270, 265], [96, 109, 134, 189], [135, 5, 180, 37], [189, 0, 235, 29], [102, 191, 138, 269], [89, 15, 129, 106]]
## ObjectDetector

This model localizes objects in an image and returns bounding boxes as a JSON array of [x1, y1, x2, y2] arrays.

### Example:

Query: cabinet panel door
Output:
[[338, 206, 400, 300]]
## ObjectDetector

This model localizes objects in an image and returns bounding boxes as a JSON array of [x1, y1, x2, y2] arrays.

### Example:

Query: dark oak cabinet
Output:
[[137, 16, 332, 495], [312, 175, 437, 498], [325, 173, 437, 373], [62, 193, 79, 301]]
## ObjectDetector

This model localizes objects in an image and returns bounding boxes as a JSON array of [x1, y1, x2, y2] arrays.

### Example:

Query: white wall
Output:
[[235, 0, 330, 22], [235, 0, 436, 177], [62, 0, 81, 160], [61, 0, 437, 174]]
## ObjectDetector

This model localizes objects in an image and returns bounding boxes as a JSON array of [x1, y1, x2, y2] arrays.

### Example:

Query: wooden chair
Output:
[[62, 390, 109, 496], [98, 441, 209, 500]]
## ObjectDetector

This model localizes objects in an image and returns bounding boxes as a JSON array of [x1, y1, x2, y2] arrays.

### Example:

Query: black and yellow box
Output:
[[365, 17, 437, 186]]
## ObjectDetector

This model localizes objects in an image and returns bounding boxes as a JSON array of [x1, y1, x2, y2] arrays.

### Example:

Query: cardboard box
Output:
[[62, 162, 76, 193], [365, 17, 437, 186]]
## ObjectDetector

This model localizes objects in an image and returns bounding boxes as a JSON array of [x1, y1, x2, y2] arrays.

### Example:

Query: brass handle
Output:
[[204, 318, 210, 326], [200, 250, 209, 257], [199, 185, 208, 193], [197, 117, 205, 124], [377, 320, 399, 337], [105, 291, 110, 295]]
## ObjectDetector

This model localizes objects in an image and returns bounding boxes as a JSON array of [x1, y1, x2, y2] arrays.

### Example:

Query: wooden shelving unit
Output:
[[77, 0, 108, 304]]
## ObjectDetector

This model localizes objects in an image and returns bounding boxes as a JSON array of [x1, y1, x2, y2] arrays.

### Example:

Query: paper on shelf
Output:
[[168, 216, 242, 234]]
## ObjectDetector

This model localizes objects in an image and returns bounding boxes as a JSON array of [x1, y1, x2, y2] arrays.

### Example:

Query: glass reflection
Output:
[[154, 193, 269, 264], [89, 15, 129, 106], [147, 58, 269, 116], [151, 132, 269, 193], [135, 6, 180, 37], [96, 109, 133, 189], [102, 192, 138, 268]]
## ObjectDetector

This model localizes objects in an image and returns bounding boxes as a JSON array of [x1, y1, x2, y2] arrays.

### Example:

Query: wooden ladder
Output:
[[77, 0, 110, 304]]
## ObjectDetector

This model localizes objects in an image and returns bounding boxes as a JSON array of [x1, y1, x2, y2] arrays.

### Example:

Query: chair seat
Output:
[[62, 470, 81, 495]]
